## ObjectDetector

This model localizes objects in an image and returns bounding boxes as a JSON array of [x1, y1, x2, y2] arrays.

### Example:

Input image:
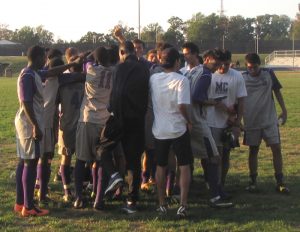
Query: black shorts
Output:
[[155, 130, 192, 167]]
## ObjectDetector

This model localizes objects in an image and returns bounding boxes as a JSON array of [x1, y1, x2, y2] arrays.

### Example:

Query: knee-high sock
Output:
[[60, 164, 71, 195], [207, 162, 220, 199], [23, 159, 38, 209], [16, 159, 24, 205], [38, 161, 51, 200], [95, 165, 104, 204], [74, 159, 86, 199]]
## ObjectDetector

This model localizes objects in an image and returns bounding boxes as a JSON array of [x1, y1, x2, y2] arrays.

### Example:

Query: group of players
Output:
[[13, 26, 289, 219]]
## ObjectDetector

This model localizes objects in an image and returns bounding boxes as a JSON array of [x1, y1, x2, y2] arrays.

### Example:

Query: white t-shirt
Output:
[[150, 71, 190, 139], [206, 68, 247, 128]]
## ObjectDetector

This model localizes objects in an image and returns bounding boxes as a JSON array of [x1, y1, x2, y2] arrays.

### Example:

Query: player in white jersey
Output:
[[150, 47, 192, 218], [207, 50, 247, 188], [242, 53, 289, 194], [74, 46, 122, 210]]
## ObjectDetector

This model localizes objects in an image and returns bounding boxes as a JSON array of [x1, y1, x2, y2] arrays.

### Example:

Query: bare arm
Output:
[[274, 89, 287, 125], [22, 102, 43, 140], [178, 104, 192, 130], [113, 26, 126, 44], [44, 57, 82, 78]]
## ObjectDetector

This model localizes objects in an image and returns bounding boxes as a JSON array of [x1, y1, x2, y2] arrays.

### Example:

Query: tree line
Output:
[[0, 13, 299, 53]]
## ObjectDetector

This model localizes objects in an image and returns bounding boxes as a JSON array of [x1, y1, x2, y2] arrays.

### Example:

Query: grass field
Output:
[[0, 72, 300, 231]]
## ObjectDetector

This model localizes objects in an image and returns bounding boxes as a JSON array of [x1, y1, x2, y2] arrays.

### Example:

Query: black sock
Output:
[[16, 159, 24, 205], [207, 162, 219, 199], [275, 173, 284, 185], [74, 159, 86, 200]]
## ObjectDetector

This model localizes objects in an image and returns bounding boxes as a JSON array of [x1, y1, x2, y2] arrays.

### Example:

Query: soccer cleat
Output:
[[176, 205, 188, 219], [90, 191, 96, 199], [276, 184, 290, 194], [21, 206, 49, 217], [209, 196, 234, 209], [104, 173, 124, 196], [93, 201, 105, 211], [13, 204, 23, 214], [156, 205, 168, 215], [73, 198, 84, 209], [122, 201, 137, 214]]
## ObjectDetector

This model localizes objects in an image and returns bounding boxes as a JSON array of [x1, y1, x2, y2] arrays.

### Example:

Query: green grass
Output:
[[0, 72, 300, 231], [0, 56, 27, 77]]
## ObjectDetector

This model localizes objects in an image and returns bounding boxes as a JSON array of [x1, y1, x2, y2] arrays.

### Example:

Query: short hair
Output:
[[147, 49, 157, 57], [182, 42, 199, 55], [203, 48, 225, 61], [69, 56, 82, 72], [245, 53, 261, 65], [93, 46, 109, 66], [48, 57, 64, 68], [65, 47, 79, 62], [47, 48, 63, 60], [27, 45, 45, 62], [222, 49, 232, 61], [161, 47, 180, 69], [120, 40, 135, 54], [107, 44, 119, 65], [132, 38, 145, 48], [156, 42, 173, 52]]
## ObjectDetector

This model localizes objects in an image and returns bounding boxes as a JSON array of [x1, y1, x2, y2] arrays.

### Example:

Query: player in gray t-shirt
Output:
[[242, 53, 289, 194]]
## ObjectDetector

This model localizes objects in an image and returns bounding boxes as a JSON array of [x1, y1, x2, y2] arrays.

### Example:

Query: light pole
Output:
[[138, 0, 141, 39]]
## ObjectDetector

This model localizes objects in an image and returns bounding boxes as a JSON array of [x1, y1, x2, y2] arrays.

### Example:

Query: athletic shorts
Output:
[[243, 124, 280, 146], [155, 130, 192, 167], [41, 128, 56, 158], [75, 122, 103, 162], [190, 120, 220, 159], [210, 127, 224, 147], [16, 137, 41, 160]]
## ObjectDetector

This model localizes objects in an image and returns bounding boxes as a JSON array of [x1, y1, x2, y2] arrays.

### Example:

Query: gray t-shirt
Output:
[[242, 68, 282, 130]]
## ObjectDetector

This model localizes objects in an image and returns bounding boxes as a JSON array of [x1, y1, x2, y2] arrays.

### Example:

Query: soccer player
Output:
[[150, 47, 192, 218], [14, 45, 81, 217], [109, 41, 149, 214], [242, 53, 289, 194], [185, 46, 234, 208], [74, 46, 120, 210], [207, 49, 247, 187]]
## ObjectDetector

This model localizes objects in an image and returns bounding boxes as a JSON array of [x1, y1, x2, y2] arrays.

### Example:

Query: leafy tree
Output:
[[162, 16, 185, 47], [141, 23, 163, 43], [11, 26, 39, 48], [227, 16, 254, 42], [79, 31, 105, 43], [0, 24, 13, 40], [35, 25, 54, 45]]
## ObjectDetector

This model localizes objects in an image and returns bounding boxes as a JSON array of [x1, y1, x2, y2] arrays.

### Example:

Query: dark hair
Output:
[[48, 57, 64, 68], [47, 48, 63, 59], [132, 38, 145, 48], [147, 49, 157, 57], [222, 49, 232, 61], [27, 45, 45, 62], [245, 53, 261, 65], [197, 55, 204, 64], [120, 41, 135, 54], [156, 42, 173, 52], [93, 46, 109, 66], [203, 48, 225, 61], [107, 44, 119, 65], [161, 47, 180, 69], [182, 42, 199, 55], [69, 56, 82, 72]]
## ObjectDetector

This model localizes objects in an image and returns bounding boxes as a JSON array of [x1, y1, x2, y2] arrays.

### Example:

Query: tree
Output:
[[79, 31, 105, 43], [11, 26, 39, 48], [0, 24, 13, 40], [227, 16, 254, 43], [35, 25, 54, 46], [141, 23, 163, 43], [162, 16, 185, 47]]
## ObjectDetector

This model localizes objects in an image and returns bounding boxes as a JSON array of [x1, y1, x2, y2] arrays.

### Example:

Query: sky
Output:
[[0, 0, 299, 42]]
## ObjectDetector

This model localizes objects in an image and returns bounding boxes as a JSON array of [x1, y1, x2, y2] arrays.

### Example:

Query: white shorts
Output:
[[243, 124, 280, 146]]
